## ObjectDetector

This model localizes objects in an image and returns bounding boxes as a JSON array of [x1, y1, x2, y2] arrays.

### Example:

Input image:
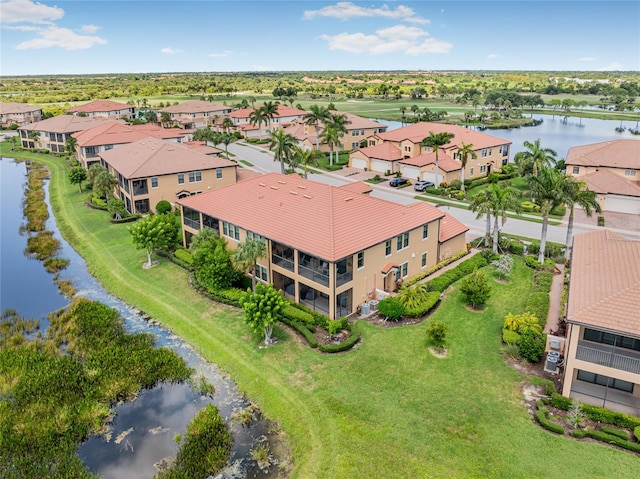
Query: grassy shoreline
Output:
[[3, 143, 638, 478]]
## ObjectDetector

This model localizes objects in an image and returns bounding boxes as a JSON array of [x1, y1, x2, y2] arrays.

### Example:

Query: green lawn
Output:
[[4, 143, 638, 478]]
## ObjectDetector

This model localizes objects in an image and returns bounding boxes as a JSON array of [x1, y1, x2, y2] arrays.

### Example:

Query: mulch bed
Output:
[[358, 311, 428, 328]]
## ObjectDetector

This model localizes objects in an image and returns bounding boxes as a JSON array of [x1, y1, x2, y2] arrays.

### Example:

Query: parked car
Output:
[[389, 177, 409, 187], [413, 180, 435, 191]]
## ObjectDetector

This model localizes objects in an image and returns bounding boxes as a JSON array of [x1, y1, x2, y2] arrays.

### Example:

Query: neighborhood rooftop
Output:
[[66, 100, 132, 113], [566, 139, 640, 170]]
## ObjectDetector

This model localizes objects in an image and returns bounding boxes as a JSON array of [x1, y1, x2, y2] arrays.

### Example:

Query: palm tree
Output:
[[487, 183, 522, 253], [160, 112, 171, 127], [291, 147, 319, 179], [261, 101, 279, 133], [513, 138, 557, 177], [456, 141, 476, 192], [320, 125, 341, 166], [411, 104, 420, 120], [420, 131, 455, 188], [219, 132, 236, 159], [269, 129, 296, 174], [529, 167, 568, 263], [233, 238, 267, 293], [562, 177, 600, 260], [399, 106, 407, 126], [221, 116, 234, 134], [65, 137, 78, 159], [249, 107, 267, 140], [93, 170, 118, 202], [303, 104, 332, 151], [469, 189, 493, 248]]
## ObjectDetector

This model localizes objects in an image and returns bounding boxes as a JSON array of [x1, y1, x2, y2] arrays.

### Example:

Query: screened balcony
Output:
[[299, 252, 329, 287], [272, 242, 294, 272]]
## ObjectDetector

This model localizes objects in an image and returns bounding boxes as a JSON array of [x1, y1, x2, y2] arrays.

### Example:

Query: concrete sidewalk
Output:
[[544, 263, 565, 334]]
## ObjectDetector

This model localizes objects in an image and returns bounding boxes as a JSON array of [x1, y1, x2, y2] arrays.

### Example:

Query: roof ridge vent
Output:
[[277, 180, 287, 184], [345, 197, 353, 201], [297, 185, 307, 190]]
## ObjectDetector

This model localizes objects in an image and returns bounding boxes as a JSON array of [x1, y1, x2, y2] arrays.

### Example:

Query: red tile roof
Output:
[[0, 102, 42, 114], [19, 115, 113, 133], [98, 137, 236, 179], [183, 141, 223, 156], [338, 181, 373, 194], [158, 100, 231, 114], [357, 143, 403, 161], [439, 213, 469, 242], [566, 139, 640, 170], [567, 229, 640, 336], [329, 112, 386, 130], [399, 153, 462, 172], [73, 121, 185, 147], [581, 169, 640, 198], [228, 104, 307, 119], [66, 100, 132, 113], [377, 122, 510, 149], [178, 172, 445, 261]]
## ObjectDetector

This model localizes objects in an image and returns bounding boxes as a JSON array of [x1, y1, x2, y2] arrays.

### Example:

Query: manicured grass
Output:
[[5, 144, 638, 478]]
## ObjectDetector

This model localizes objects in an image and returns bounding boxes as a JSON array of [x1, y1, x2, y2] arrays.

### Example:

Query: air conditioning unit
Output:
[[544, 350, 561, 374]]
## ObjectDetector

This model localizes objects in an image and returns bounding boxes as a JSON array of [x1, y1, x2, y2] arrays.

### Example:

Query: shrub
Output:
[[524, 292, 550, 329], [318, 327, 360, 353], [424, 254, 489, 292], [577, 430, 640, 453], [282, 305, 315, 325], [528, 242, 540, 255], [550, 204, 566, 217], [533, 272, 554, 292], [491, 254, 514, 279], [534, 403, 565, 434], [598, 215, 605, 226], [523, 255, 555, 271], [43, 257, 70, 273], [449, 179, 462, 190], [502, 328, 521, 345], [425, 321, 449, 350], [600, 426, 630, 440], [403, 291, 441, 318], [634, 425, 640, 442], [156, 199, 172, 214], [174, 248, 194, 265], [580, 404, 640, 429], [459, 269, 491, 309], [377, 297, 404, 321], [519, 329, 545, 362], [404, 249, 469, 287], [521, 201, 541, 212], [503, 312, 541, 334], [550, 393, 573, 411], [509, 241, 524, 256], [279, 314, 318, 348], [219, 288, 246, 305]]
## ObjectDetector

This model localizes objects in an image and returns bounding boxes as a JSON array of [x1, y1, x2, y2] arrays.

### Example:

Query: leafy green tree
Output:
[[64, 137, 78, 158], [107, 197, 127, 220], [377, 297, 404, 321], [233, 238, 267, 293], [192, 127, 216, 143], [160, 111, 171, 127], [155, 199, 172, 214], [456, 141, 476, 192], [529, 167, 568, 263], [420, 131, 455, 188], [327, 319, 342, 341], [303, 104, 331, 151], [459, 269, 491, 309], [269, 129, 296, 174], [242, 282, 285, 345], [562, 177, 600, 260], [519, 329, 546, 362], [86, 163, 107, 189], [68, 165, 87, 193], [128, 213, 180, 268], [188, 227, 218, 251], [192, 234, 240, 291], [426, 321, 449, 351], [513, 139, 557, 176]]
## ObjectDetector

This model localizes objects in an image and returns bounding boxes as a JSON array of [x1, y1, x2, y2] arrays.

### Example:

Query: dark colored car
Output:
[[413, 180, 435, 191], [389, 177, 409, 187]]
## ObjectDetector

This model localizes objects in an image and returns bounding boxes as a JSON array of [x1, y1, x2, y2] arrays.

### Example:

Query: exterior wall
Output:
[[1, 109, 43, 128], [75, 108, 135, 120], [439, 234, 467, 262], [18, 128, 72, 154], [348, 151, 370, 170], [567, 165, 639, 179]]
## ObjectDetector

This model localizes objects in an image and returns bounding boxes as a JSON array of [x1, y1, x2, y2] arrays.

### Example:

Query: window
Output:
[[470, 167, 474, 176], [216, 168, 222, 179], [222, 221, 240, 240], [255, 264, 268, 282], [583, 328, 640, 352], [357, 251, 364, 269], [488, 148, 492, 156], [625, 169, 636, 177], [385, 239, 392, 256], [400, 262, 408, 278], [423, 224, 429, 239], [151, 177, 158, 188], [104, 144, 113, 150], [480, 165, 487, 174], [572, 166, 580, 174], [421, 252, 427, 267], [178, 173, 184, 184], [188, 171, 202, 182], [576, 370, 634, 394], [396, 232, 409, 251], [352, 142, 359, 149], [481, 149, 487, 157], [247, 231, 266, 243], [502, 145, 509, 156], [353, 130, 359, 137]]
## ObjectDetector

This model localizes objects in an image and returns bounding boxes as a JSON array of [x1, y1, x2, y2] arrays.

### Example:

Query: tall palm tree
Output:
[[261, 101, 279, 133], [411, 104, 420, 120], [291, 147, 319, 179], [219, 132, 236, 159], [303, 104, 332, 151], [562, 177, 600, 260], [320, 125, 341, 166], [269, 129, 296, 174], [233, 238, 267, 293], [529, 166, 568, 263], [487, 183, 522, 253], [249, 107, 267, 140], [456, 141, 476, 192], [221, 116, 234, 134], [420, 131, 455, 188], [513, 138, 557, 177], [469, 189, 493, 248], [399, 106, 407, 126]]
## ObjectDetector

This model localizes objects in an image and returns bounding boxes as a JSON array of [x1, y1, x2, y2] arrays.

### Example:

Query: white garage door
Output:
[[603, 195, 640, 214], [421, 171, 444, 184], [400, 165, 421, 180], [351, 157, 367, 170], [371, 159, 391, 173]]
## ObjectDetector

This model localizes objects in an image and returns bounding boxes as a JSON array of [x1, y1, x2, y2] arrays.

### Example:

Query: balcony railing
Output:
[[299, 264, 329, 287], [272, 253, 294, 272], [133, 186, 148, 196], [336, 270, 353, 287], [576, 344, 640, 375], [183, 217, 200, 230]]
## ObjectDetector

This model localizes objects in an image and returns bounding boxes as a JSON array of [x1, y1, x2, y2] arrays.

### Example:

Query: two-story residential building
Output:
[[73, 121, 188, 169], [98, 137, 237, 215], [0, 102, 43, 128], [349, 122, 511, 184], [18, 115, 112, 154], [66, 100, 135, 120], [177, 172, 469, 319], [566, 139, 640, 214], [561, 229, 640, 416], [227, 105, 307, 138], [158, 100, 232, 129]]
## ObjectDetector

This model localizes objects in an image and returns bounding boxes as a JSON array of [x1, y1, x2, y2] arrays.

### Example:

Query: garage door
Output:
[[421, 171, 443, 184], [400, 165, 421, 180], [603, 194, 640, 214], [351, 157, 367, 170], [371, 159, 391, 173]]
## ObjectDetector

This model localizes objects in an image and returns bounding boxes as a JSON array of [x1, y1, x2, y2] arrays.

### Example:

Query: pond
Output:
[[0, 157, 286, 479], [375, 114, 639, 160]]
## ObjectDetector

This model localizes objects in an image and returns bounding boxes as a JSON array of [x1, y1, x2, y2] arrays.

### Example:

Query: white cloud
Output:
[[15, 26, 107, 50], [487, 53, 502, 59], [597, 62, 623, 71], [319, 24, 451, 55], [304, 2, 428, 24], [81, 24, 100, 34], [578, 57, 596, 62], [208, 50, 233, 58], [161, 47, 182, 55], [0, 0, 64, 24]]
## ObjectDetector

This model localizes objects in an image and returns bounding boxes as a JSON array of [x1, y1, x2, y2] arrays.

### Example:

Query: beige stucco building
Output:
[[18, 115, 112, 154], [66, 100, 135, 120], [158, 100, 232, 129], [0, 102, 43, 128]]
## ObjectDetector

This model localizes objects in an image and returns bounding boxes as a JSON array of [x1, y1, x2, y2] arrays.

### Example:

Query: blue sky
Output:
[[1, 0, 638, 75]]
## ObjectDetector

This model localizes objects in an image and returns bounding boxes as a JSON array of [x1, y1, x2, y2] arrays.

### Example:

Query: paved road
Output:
[[227, 141, 640, 243]]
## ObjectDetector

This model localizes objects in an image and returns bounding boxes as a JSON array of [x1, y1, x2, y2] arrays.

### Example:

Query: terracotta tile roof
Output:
[[338, 181, 373, 194], [331, 112, 387, 130], [567, 229, 640, 337], [0, 102, 42, 114], [283, 123, 319, 144], [183, 141, 222, 155], [159, 100, 231, 114], [581, 169, 640, 198], [177, 172, 445, 261], [228, 104, 307, 119], [237, 168, 263, 182], [66, 100, 132, 113], [357, 143, 403, 161], [98, 137, 236, 179], [376, 122, 511, 149], [73, 121, 185, 147], [439, 213, 469, 242], [566, 139, 640, 170], [381, 262, 398, 274], [19, 115, 113, 133], [399, 153, 461, 172]]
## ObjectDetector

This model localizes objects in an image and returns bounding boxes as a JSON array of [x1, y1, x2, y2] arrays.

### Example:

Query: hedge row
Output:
[[525, 292, 550, 329], [282, 304, 315, 326], [174, 248, 194, 265], [534, 401, 565, 434], [551, 392, 640, 429], [523, 255, 556, 271], [404, 248, 470, 287], [403, 291, 441, 318], [279, 315, 318, 348], [635, 426, 640, 441], [570, 429, 640, 453], [318, 327, 361, 353], [424, 254, 489, 292], [156, 249, 194, 272], [600, 426, 630, 440]]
